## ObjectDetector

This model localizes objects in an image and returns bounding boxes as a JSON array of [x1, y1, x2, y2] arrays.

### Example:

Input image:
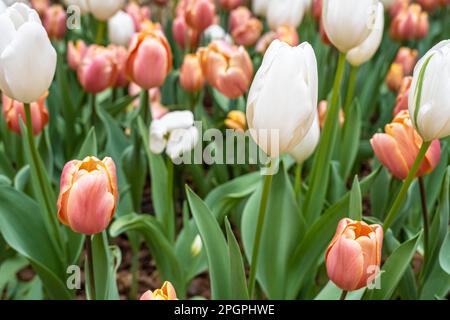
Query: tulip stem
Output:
[[340, 290, 348, 300], [383, 141, 432, 231], [343, 66, 358, 115], [418, 177, 429, 266], [294, 163, 303, 199], [248, 167, 273, 299], [140, 89, 150, 125], [90, 94, 96, 126], [95, 20, 106, 45], [86, 236, 96, 300]]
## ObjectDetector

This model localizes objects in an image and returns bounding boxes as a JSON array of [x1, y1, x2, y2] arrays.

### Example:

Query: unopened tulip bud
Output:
[[42, 4, 66, 40], [67, 40, 88, 70], [109, 45, 129, 88], [318, 100, 344, 129], [125, 2, 150, 31], [386, 63, 404, 92], [393, 76, 412, 115], [225, 110, 247, 132], [390, 4, 429, 41], [108, 10, 135, 47], [229, 6, 263, 47], [57, 156, 118, 235], [180, 53, 205, 92], [326, 218, 383, 291], [389, 0, 410, 17], [395, 47, 418, 76], [267, 0, 306, 30], [220, 0, 243, 11], [199, 41, 253, 99], [78, 45, 118, 93], [191, 235, 203, 257], [371, 110, 440, 180], [2, 93, 49, 135], [126, 29, 172, 90], [185, 0, 216, 32], [31, 0, 50, 17], [172, 15, 200, 50], [86, 0, 125, 21], [140, 281, 177, 300]]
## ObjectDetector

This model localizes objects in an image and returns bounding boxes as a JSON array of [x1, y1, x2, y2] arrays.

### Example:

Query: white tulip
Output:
[[190, 234, 203, 257], [108, 10, 134, 46], [346, 3, 384, 67], [86, 0, 125, 21], [322, 0, 380, 53], [0, 3, 56, 103], [408, 40, 450, 142], [64, 0, 89, 13], [150, 111, 199, 161], [252, 0, 271, 17], [0, 1, 6, 13], [3, 0, 29, 6], [247, 40, 318, 158], [267, 0, 306, 30], [203, 24, 233, 44], [289, 113, 320, 163]]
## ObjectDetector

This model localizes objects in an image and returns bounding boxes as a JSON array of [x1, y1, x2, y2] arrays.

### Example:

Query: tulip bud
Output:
[[289, 113, 320, 164], [326, 218, 383, 291], [180, 53, 205, 92], [125, 2, 150, 31], [185, 0, 216, 32], [389, 0, 410, 17], [395, 47, 418, 75], [247, 40, 318, 157], [371, 110, 440, 180], [386, 63, 404, 92], [390, 4, 429, 41], [109, 45, 129, 88], [150, 111, 199, 161], [57, 156, 118, 235], [393, 76, 412, 115], [318, 100, 344, 129], [267, 0, 306, 30], [172, 15, 200, 50], [203, 24, 233, 44], [140, 281, 177, 300], [31, 0, 50, 17], [408, 40, 450, 141], [225, 110, 247, 132], [126, 29, 172, 90], [198, 41, 253, 98], [0, 1, 5, 13], [322, 0, 381, 53], [86, 0, 125, 21], [0, 3, 57, 104], [229, 6, 263, 47], [220, 0, 243, 11], [346, 3, 384, 67], [77, 45, 118, 93], [191, 234, 203, 257], [108, 10, 135, 47], [2, 93, 49, 135], [43, 4, 66, 40]]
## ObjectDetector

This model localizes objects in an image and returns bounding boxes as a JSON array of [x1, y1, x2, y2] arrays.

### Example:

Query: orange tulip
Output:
[[126, 28, 173, 90], [371, 110, 441, 180], [185, 0, 216, 32], [2, 93, 49, 136], [198, 41, 253, 98], [256, 25, 299, 54], [229, 6, 263, 47], [43, 4, 66, 40], [225, 110, 246, 132], [326, 218, 383, 291], [57, 156, 118, 235], [140, 281, 177, 300], [180, 53, 205, 92]]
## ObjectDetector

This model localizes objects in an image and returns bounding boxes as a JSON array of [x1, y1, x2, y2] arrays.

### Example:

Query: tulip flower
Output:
[[126, 28, 172, 90], [108, 11, 135, 47], [229, 6, 262, 47], [128, 83, 168, 120], [389, 0, 410, 17], [172, 14, 200, 50], [203, 24, 232, 44], [252, 0, 270, 17], [109, 45, 129, 88], [417, 0, 441, 11], [57, 156, 118, 235], [346, 3, 384, 67], [180, 53, 205, 92], [2, 93, 48, 135], [326, 218, 383, 291], [393, 76, 412, 115], [256, 26, 299, 54], [312, 0, 322, 20], [247, 40, 318, 157], [318, 100, 344, 129], [322, 0, 382, 53], [408, 40, 450, 142], [371, 110, 440, 180], [289, 113, 320, 164], [150, 111, 199, 161], [390, 4, 429, 41], [125, 2, 150, 31], [42, 4, 66, 40], [225, 110, 247, 132], [267, 0, 307, 30], [191, 234, 203, 257], [386, 47, 418, 92], [0, 3, 56, 104], [198, 41, 253, 99], [220, 0, 243, 11], [86, 0, 125, 21], [0, 1, 6, 13], [140, 281, 177, 300], [31, 0, 49, 17], [67, 40, 88, 71], [185, 0, 216, 32], [77, 45, 118, 93]]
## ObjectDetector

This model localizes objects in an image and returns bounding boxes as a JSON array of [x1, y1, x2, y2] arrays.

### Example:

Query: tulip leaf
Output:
[[225, 217, 249, 300], [0, 186, 73, 299], [315, 281, 365, 300], [370, 165, 391, 220], [349, 176, 362, 221], [439, 231, 450, 275], [109, 213, 186, 298], [364, 231, 422, 300], [340, 99, 361, 179], [77, 127, 98, 158], [0, 256, 28, 294], [186, 186, 231, 300]]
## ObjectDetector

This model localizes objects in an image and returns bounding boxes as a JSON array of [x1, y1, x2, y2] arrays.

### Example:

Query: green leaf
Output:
[[77, 127, 97, 158], [0, 256, 28, 294], [364, 231, 422, 300], [349, 176, 362, 221], [439, 231, 450, 275], [186, 186, 231, 300], [370, 166, 391, 220], [315, 281, 365, 300], [340, 100, 361, 179], [225, 218, 249, 300]]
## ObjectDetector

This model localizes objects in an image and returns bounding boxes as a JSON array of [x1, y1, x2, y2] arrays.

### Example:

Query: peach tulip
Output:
[[326, 218, 383, 291], [371, 110, 441, 180], [109, 45, 129, 88], [126, 28, 172, 90], [2, 93, 49, 135], [77, 45, 118, 93], [31, 0, 50, 17], [393, 76, 412, 115], [220, 0, 243, 11], [140, 281, 177, 300], [43, 4, 66, 40], [198, 41, 253, 98], [390, 4, 429, 41], [390, 0, 410, 17], [256, 25, 299, 54], [57, 156, 118, 235], [172, 15, 200, 50], [67, 40, 88, 71], [229, 6, 263, 47], [385, 47, 417, 91], [180, 53, 205, 92], [185, 0, 216, 32], [125, 2, 150, 31], [225, 110, 247, 132]]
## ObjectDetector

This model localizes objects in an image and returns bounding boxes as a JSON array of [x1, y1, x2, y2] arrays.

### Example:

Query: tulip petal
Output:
[[371, 133, 409, 180]]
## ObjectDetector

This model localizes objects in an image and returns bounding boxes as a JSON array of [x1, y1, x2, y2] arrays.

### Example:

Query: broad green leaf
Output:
[[77, 127, 97, 158], [370, 166, 391, 220], [0, 256, 28, 294], [315, 281, 365, 300], [340, 100, 361, 178], [349, 176, 362, 220], [439, 231, 450, 275]]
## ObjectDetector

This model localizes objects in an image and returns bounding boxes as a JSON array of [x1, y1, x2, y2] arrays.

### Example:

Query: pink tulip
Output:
[[185, 0, 216, 32], [57, 156, 118, 235], [140, 281, 177, 300], [67, 40, 88, 71], [417, 0, 441, 11], [125, 2, 151, 31], [390, 4, 429, 41], [220, 0, 243, 11], [172, 15, 200, 50], [31, 0, 50, 18], [2, 93, 49, 136], [109, 45, 129, 88], [180, 53, 205, 92], [371, 111, 441, 180], [393, 77, 412, 115], [43, 4, 66, 40], [326, 218, 383, 291], [229, 6, 262, 47]]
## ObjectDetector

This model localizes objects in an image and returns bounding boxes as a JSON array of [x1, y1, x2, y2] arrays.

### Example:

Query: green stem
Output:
[[294, 163, 302, 198], [166, 157, 175, 242], [95, 20, 106, 45], [140, 89, 150, 125], [418, 177, 429, 266], [86, 236, 96, 300], [248, 168, 274, 299], [90, 94, 96, 127], [340, 290, 348, 300], [383, 141, 432, 231], [344, 66, 358, 115]]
